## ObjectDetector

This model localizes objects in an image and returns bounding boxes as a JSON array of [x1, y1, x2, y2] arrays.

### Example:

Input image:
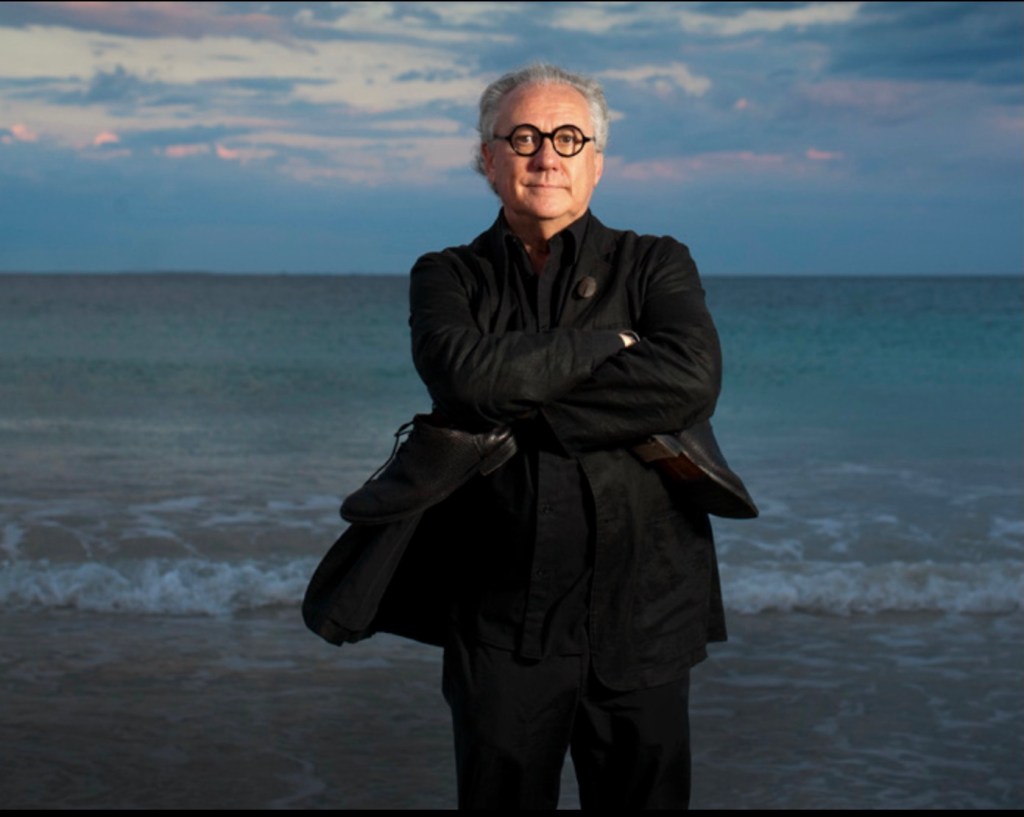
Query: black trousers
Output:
[[442, 629, 691, 810]]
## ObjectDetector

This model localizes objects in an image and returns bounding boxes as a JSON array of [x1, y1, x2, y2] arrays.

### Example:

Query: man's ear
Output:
[[481, 142, 496, 181]]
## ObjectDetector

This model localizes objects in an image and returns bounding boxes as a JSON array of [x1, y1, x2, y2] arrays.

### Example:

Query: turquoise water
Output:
[[711, 276, 1022, 463], [0, 273, 1020, 615]]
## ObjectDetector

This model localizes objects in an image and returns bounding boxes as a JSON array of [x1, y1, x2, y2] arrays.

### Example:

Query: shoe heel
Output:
[[480, 436, 517, 475]]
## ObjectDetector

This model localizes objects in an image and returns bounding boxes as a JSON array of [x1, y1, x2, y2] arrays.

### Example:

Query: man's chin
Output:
[[519, 197, 576, 220]]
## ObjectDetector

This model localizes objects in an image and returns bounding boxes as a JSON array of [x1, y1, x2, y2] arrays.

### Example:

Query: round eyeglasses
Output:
[[494, 124, 593, 158]]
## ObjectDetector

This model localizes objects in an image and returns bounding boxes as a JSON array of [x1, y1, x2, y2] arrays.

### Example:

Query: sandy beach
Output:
[[2, 607, 1020, 810]]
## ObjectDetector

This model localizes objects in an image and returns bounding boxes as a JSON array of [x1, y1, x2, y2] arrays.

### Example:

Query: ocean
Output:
[[0, 272, 1020, 809]]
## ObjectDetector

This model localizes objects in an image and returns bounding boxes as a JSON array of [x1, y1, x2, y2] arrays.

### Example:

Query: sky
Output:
[[0, 1, 1021, 276]]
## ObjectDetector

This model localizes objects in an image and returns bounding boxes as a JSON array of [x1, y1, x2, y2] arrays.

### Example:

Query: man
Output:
[[306, 63, 737, 810], [409, 63, 724, 810]]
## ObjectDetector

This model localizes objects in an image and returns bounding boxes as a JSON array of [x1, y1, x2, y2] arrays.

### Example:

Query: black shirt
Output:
[[452, 211, 595, 658]]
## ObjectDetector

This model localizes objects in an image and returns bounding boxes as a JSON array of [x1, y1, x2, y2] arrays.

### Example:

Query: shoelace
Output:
[[366, 419, 416, 482]]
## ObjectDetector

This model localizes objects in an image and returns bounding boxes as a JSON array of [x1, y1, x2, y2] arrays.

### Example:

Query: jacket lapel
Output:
[[554, 213, 618, 328]]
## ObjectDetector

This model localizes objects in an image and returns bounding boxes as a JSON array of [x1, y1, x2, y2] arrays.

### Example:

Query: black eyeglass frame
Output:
[[493, 123, 594, 158]]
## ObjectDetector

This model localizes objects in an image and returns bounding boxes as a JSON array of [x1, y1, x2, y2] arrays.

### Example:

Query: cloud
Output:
[[599, 62, 711, 98], [2, 122, 39, 144], [291, 1, 518, 45], [792, 77, 945, 126], [417, 1, 526, 29], [826, 1, 1024, 87], [0, 1, 296, 44], [93, 130, 119, 146], [550, 1, 863, 37], [373, 117, 462, 135], [9, 122, 38, 141], [163, 143, 209, 158], [214, 143, 274, 163], [0, 20, 482, 114], [0, 15, 483, 181], [84, 64, 146, 103], [55, 64, 164, 106], [806, 147, 843, 161], [610, 150, 788, 183], [676, 2, 864, 37], [235, 129, 476, 186]]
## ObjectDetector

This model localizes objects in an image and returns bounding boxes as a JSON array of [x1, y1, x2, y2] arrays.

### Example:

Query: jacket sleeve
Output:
[[409, 250, 625, 429], [541, 237, 722, 452]]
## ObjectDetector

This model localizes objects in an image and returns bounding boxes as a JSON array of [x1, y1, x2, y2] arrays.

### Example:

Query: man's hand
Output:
[[619, 330, 640, 348]]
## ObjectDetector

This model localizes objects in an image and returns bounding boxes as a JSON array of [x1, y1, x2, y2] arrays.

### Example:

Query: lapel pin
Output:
[[576, 276, 597, 299]]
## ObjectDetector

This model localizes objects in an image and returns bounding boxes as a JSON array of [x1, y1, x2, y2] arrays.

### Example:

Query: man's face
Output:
[[482, 83, 604, 239]]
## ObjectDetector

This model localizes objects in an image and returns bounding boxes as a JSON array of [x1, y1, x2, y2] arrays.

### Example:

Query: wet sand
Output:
[[1, 609, 1020, 809]]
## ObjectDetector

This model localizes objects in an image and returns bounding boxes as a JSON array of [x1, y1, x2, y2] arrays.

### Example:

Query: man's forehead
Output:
[[498, 83, 590, 123]]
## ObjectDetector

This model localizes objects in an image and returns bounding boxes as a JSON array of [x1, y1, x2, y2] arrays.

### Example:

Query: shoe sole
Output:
[[341, 433, 518, 525]]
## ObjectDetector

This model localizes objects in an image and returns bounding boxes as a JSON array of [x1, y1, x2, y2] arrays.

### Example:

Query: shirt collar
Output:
[[498, 209, 591, 270]]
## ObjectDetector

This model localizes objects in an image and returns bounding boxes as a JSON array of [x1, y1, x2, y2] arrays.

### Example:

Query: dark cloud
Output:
[[37, 66, 334, 122], [48, 65, 202, 109], [394, 69, 466, 83], [827, 2, 1024, 88], [83, 65, 148, 103], [113, 124, 249, 151]]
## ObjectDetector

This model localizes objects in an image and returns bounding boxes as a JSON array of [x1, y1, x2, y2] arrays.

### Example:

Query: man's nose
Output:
[[529, 137, 561, 169]]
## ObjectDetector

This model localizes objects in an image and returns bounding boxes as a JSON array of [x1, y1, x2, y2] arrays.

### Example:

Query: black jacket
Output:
[[304, 212, 728, 691]]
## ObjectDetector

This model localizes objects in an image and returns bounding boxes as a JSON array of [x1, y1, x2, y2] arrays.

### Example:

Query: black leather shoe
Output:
[[632, 419, 758, 519], [340, 414, 518, 524]]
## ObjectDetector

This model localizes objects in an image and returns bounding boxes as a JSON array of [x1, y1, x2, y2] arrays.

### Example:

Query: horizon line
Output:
[[1, 269, 1021, 279]]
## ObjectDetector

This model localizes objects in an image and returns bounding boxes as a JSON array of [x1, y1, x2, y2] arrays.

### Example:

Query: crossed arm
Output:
[[408, 238, 721, 453]]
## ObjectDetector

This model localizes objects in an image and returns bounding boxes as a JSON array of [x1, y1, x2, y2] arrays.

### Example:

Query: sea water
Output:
[[0, 273, 1020, 808], [1, 273, 1018, 619]]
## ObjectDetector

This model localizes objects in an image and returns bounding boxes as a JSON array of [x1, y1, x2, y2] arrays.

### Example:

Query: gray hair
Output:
[[473, 63, 610, 177]]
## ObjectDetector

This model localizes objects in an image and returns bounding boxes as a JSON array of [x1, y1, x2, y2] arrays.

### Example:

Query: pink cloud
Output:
[[734, 98, 750, 111], [10, 123, 39, 142], [214, 144, 276, 164], [29, 1, 294, 44], [93, 130, 120, 146], [163, 143, 209, 158], [806, 147, 844, 161]]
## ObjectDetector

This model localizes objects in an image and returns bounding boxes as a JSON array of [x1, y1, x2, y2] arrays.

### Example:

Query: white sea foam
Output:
[[723, 559, 1024, 615], [0, 558, 319, 616], [0, 556, 1020, 617], [1, 523, 24, 559], [0, 492, 343, 561], [134, 496, 208, 513], [990, 516, 1024, 543]]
